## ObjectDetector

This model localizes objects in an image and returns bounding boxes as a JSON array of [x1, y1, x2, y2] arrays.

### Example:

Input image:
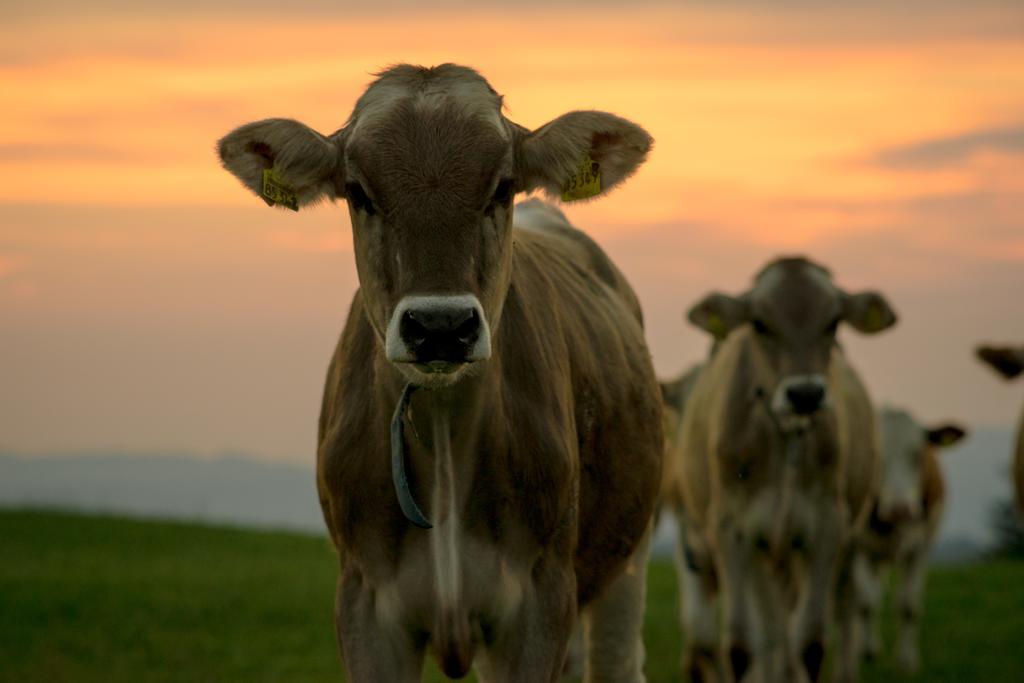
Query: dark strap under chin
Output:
[[390, 383, 433, 529]]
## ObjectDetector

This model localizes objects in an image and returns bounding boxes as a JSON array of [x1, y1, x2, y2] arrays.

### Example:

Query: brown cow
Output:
[[667, 256, 896, 683], [217, 64, 662, 682], [976, 344, 1024, 517], [852, 407, 965, 674]]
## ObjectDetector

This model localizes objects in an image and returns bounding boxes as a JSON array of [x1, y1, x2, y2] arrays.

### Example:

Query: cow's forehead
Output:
[[349, 64, 507, 141], [881, 408, 925, 458], [749, 257, 841, 320]]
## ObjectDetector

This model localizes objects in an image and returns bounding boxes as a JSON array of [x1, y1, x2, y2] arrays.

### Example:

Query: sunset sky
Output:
[[2, 0, 1023, 463]]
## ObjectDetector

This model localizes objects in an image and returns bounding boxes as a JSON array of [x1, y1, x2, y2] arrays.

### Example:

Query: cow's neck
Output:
[[399, 362, 498, 609]]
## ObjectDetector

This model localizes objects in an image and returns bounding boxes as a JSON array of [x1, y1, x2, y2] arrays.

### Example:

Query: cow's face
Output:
[[689, 257, 897, 424], [878, 408, 965, 524], [218, 64, 652, 387]]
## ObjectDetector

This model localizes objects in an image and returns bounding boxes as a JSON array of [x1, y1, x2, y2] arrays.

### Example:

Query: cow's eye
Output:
[[345, 182, 376, 216], [485, 178, 514, 214]]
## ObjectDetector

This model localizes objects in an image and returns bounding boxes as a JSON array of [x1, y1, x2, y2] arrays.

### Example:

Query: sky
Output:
[[2, 1, 1023, 464]]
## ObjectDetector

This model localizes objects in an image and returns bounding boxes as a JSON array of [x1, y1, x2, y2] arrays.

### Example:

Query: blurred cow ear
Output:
[[976, 345, 1024, 380], [218, 118, 343, 209], [688, 292, 749, 340], [514, 111, 652, 202], [844, 291, 897, 334], [926, 424, 967, 448]]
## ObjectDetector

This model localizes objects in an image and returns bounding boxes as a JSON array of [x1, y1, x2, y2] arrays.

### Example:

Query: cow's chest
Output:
[[321, 406, 574, 630]]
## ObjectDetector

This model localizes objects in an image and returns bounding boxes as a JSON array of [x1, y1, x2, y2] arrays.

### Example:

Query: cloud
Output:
[[0, 143, 140, 162], [872, 125, 1024, 169]]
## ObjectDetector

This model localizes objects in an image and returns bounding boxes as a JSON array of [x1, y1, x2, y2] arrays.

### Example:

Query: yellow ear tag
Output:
[[561, 153, 601, 202], [864, 305, 884, 332], [706, 312, 727, 339], [262, 167, 299, 211]]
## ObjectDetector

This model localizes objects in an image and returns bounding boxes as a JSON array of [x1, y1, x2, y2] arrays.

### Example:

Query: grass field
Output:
[[1, 509, 1021, 682]]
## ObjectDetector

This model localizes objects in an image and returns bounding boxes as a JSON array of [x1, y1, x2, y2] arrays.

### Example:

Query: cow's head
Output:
[[878, 407, 965, 524], [688, 256, 897, 424], [218, 64, 651, 387]]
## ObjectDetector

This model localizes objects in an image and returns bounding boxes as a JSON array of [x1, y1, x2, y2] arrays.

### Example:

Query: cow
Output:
[[976, 344, 1024, 517], [217, 64, 663, 683], [666, 256, 896, 683], [851, 406, 965, 674], [660, 363, 706, 517]]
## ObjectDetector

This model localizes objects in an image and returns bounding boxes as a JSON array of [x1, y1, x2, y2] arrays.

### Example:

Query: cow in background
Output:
[[851, 407, 965, 674], [977, 344, 1024, 516], [667, 256, 896, 683]]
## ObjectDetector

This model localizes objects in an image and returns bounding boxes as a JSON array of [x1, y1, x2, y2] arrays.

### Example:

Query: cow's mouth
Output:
[[413, 360, 464, 375]]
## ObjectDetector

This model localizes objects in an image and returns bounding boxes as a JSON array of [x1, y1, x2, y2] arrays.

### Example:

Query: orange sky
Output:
[[2, 1, 1023, 461]]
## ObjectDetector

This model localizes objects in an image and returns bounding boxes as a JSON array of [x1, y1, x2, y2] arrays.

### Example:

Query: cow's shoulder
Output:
[[317, 291, 406, 558], [513, 200, 638, 315]]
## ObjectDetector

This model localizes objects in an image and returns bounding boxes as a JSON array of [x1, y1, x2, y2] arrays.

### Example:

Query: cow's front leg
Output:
[[792, 506, 843, 683], [717, 518, 757, 683], [673, 515, 721, 682], [853, 552, 883, 662], [832, 548, 875, 683], [896, 548, 928, 673], [582, 526, 652, 683], [476, 553, 576, 683], [335, 569, 424, 683]]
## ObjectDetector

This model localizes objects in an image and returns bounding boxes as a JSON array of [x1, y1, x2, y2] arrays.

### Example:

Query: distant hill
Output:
[[0, 425, 1016, 563], [0, 453, 324, 533]]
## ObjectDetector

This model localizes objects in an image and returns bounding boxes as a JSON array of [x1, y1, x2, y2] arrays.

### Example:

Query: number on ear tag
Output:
[[561, 153, 602, 202], [262, 167, 299, 211]]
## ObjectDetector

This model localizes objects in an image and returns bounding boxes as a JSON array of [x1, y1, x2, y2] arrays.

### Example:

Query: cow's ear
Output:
[[926, 424, 967, 448], [976, 345, 1024, 380], [218, 118, 343, 209], [687, 292, 749, 340], [844, 291, 897, 334], [514, 111, 652, 202]]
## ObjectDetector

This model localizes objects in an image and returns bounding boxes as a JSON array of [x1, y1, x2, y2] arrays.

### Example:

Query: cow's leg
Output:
[[335, 571, 424, 683], [477, 555, 576, 683], [832, 547, 870, 683], [580, 526, 652, 683], [673, 515, 720, 682], [717, 520, 757, 682], [746, 557, 793, 683], [896, 548, 928, 673], [854, 553, 883, 662], [560, 623, 585, 680], [792, 507, 843, 683]]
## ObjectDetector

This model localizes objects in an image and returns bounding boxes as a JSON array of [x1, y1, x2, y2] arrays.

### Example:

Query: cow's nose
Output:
[[400, 305, 481, 363], [786, 382, 826, 415]]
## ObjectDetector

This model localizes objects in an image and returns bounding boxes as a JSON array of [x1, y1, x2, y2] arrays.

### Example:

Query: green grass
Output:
[[1, 509, 1021, 682]]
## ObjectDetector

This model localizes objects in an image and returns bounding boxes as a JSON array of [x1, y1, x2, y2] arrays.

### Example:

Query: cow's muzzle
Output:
[[773, 374, 828, 416], [385, 294, 491, 370]]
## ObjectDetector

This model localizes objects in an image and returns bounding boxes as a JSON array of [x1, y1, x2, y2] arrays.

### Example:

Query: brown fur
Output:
[[1016, 406, 1024, 518], [976, 344, 1024, 516], [854, 407, 966, 676], [221, 64, 659, 681], [670, 256, 895, 683]]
